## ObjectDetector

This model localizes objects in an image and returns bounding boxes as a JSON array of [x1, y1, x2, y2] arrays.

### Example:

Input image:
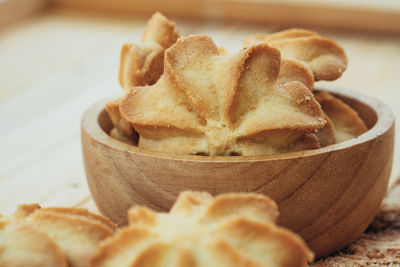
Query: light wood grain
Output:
[[0, 0, 48, 26], [51, 0, 400, 33], [81, 88, 394, 258], [0, 9, 399, 261]]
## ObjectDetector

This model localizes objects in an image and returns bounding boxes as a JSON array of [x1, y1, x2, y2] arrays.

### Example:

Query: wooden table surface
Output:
[[1, 7, 400, 261]]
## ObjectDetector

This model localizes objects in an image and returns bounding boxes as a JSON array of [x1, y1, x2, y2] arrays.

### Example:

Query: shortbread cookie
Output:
[[315, 92, 367, 143], [108, 12, 179, 143], [315, 112, 336, 147], [0, 222, 67, 267], [0, 204, 116, 267], [244, 29, 347, 83], [91, 191, 314, 267], [105, 98, 137, 144], [120, 35, 326, 156], [313, 179, 400, 266], [277, 58, 314, 90], [119, 12, 179, 89]]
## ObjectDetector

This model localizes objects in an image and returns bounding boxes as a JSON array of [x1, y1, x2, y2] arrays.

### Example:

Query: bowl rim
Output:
[[81, 87, 394, 163]]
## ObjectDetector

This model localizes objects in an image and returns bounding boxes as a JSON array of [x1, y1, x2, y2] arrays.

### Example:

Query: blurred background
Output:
[[0, 0, 400, 214]]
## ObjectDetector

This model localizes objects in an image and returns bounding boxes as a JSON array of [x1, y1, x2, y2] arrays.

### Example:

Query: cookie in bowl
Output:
[[315, 91, 368, 144], [81, 12, 394, 258], [106, 19, 368, 156], [243, 29, 348, 82], [119, 34, 327, 156]]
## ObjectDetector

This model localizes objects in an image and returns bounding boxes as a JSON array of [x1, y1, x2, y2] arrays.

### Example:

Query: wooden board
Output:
[[0, 8, 400, 263], [50, 0, 400, 33], [0, 0, 47, 26]]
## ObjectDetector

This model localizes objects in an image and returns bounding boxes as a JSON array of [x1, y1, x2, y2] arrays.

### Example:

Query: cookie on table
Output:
[[0, 204, 116, 267], [91, 191, 314, 267], [0, 220, 67, 267]]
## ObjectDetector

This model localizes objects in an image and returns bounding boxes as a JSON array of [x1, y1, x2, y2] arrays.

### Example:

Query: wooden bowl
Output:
[[81, 87, 394, 258]]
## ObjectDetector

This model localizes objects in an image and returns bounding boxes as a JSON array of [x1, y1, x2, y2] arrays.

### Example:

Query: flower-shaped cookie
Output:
[[120, 35, 326, 156], [244, 29, 348, 90], [119, 12, 179, 89], [108, 12, 179, 142], [315, 112, 336, 147], [315, 91, 367, 143], [91, 191, 314, 267], [0, 204, 116, 267]]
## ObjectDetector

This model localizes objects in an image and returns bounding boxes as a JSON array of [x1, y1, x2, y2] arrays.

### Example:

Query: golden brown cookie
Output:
[[0, 222, 67, 267], [91, 191, 314, 267], [315, 112, 336, 147], [120, 35, 326, 156], [105, 98, 137, 144], [315, 91, 367, 143], [244, 29, 347, 82], [108, 12, 179, 144], [277, 58, 314, 91], [119, 12, 179, 89], [0, 204, 116, 267]]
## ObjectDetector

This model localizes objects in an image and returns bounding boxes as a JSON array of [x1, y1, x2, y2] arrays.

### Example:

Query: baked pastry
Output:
[[119, 35, 326, 156], [107, 12, 179, 143], [244, 29, 348, 89], [315, 91, 367, 143], [105, 98, 138, 145], [0, 204, 116, 267], [119, 12, 179, 89], [109, 20, 363, 153], [0, 220, 67, 267], [243, 29, 364, 147], [315, 112, 336, 147], [91, 191, 314, 267]]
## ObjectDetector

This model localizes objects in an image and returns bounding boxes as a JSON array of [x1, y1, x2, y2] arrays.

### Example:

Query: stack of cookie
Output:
[[107, 13, 367, 156]]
